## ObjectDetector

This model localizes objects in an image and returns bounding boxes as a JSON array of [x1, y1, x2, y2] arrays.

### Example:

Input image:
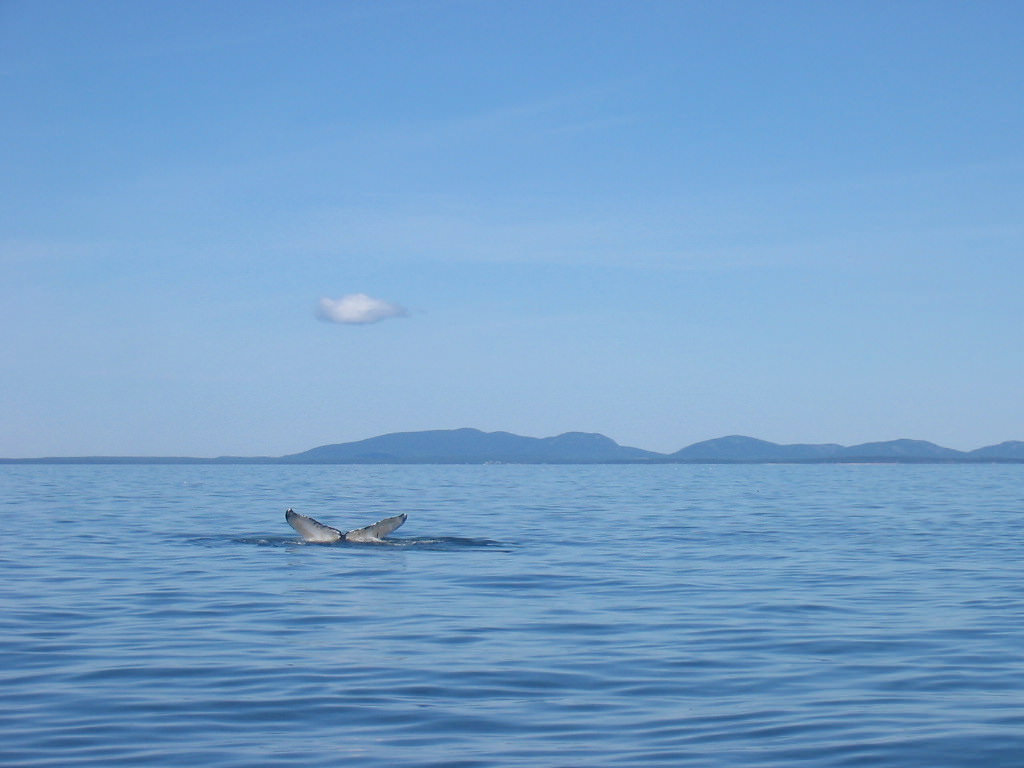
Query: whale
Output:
[[285, 508, 407, 543]]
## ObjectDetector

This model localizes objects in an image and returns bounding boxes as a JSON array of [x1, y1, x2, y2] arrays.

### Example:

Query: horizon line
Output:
[[1, 428, 1021, 463]]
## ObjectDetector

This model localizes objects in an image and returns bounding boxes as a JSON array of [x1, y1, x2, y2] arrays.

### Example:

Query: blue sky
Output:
[[2, 0, 1022, 457]]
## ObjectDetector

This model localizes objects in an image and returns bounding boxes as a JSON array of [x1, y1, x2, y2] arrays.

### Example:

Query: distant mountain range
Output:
[[5, 429, 1024, 464], [671, 435, 1024, 461], [284, 428, 660, 464]]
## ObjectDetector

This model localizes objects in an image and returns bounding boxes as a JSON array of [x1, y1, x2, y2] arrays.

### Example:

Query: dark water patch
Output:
[[384, 535, 508, 550], [185, 534, 509, 550]]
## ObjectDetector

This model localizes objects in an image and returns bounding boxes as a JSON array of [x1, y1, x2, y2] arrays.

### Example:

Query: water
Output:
[[2, 463, 1023, 767]]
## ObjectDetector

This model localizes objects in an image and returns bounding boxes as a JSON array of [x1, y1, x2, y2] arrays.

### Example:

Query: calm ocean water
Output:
[[2, 463, 1023, 767]]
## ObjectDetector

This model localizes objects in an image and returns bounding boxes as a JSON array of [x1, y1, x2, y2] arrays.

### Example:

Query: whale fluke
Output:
[[285, 509, 407, 543], [285, 509, 343, 542], [343, 513, 407, 542]]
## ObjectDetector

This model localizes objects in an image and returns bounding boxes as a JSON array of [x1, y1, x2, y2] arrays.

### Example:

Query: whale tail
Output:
[[285, 509, 343, 543], [343, 513, 407, 542], [285, 509, 407, 543]]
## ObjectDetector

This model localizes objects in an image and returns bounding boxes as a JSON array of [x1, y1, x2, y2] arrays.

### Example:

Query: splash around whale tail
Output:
[[285, 509, 407, 543]]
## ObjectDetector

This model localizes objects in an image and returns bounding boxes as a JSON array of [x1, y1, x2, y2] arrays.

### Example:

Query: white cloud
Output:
[[316, 293, 408, 325]]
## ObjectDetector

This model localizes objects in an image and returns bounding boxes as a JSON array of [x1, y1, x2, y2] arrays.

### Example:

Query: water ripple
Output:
[[2, 464, 1024, 766]]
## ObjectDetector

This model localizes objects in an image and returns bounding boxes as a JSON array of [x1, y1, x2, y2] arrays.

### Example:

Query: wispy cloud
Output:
[[316, 293, 407, 325]]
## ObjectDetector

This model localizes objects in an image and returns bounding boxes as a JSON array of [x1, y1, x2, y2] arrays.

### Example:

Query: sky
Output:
[[2, 0, 1022, 457]]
